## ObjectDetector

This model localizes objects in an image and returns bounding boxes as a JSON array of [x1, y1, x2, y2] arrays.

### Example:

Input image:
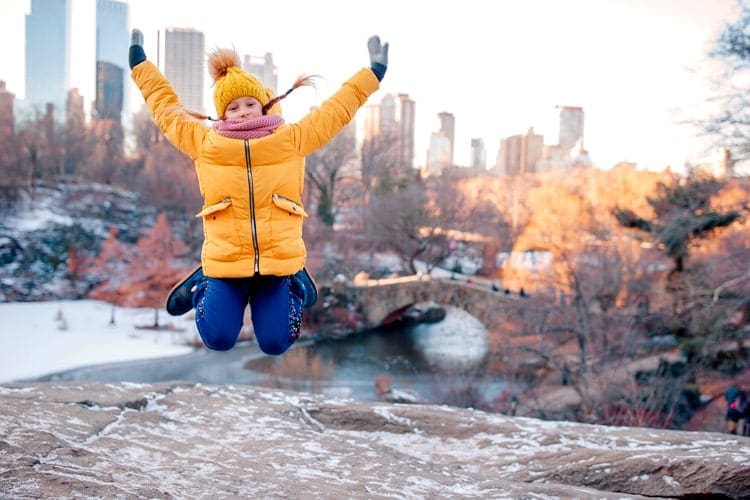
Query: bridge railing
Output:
[[354, 273, 430, 287], [353, 272, 509, 295]]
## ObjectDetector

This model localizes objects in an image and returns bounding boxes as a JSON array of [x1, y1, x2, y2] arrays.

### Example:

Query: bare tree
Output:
[[124, 212, 191, 328], [87, 119, 125, 185], [504, 168, 659, 414], [454, 176, 512, 266], [132, 105, 162, 153], [134, 141, 200, 214], [703, 2, 750, 163], [304, 125, 358, 226], [88, 226, 132, 325], [88, 215, 191, 328], [613, 172, 744, 364], [361, 128, 408, 199], [368, 182, 447, 273]]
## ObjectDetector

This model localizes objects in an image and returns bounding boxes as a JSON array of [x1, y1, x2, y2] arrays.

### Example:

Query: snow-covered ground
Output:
[[0, 300, 196, 383]]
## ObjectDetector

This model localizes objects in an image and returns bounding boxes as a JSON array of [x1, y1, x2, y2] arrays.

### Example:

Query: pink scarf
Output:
[[213, 115, 284, 139]]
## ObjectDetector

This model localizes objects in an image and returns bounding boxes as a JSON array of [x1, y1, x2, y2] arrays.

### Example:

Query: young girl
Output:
[[129, 29, 388, 355]]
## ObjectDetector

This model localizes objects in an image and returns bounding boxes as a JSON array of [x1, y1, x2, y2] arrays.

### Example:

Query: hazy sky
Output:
[[0, 0, 739, 170]]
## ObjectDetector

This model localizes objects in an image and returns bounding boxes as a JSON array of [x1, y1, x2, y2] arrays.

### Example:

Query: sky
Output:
[[0, 0, 740, 170]]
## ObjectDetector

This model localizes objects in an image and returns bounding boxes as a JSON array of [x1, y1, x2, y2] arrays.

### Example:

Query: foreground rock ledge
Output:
[[1, 382, 748, 499]]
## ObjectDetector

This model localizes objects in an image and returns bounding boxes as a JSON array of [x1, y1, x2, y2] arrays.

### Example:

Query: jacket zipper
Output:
[[244, 140, 260, 274]]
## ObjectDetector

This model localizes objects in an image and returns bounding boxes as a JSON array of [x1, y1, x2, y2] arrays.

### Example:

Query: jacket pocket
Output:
[[272, 193, 308, 217], [195, 198, 241, 261], [196, 198, 232, 218]]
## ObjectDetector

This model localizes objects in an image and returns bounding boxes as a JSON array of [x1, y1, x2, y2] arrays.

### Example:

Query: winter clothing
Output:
[[131, 61, 379, 279], [130, 30, 385, 356], [194, 274, 302, 353], [128, 29, 145, 69], [209, 48, 270, 117], [725, 385, 749, 435], [367, 35, 389, 81], [165, 265, 204, 316], [213, 115, 285, 140], [291, 267, 318, 308]]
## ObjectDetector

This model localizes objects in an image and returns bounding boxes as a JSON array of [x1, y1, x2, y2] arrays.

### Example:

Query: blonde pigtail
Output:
[[262, 75, 319, 114], [164, 106, 217, 122]]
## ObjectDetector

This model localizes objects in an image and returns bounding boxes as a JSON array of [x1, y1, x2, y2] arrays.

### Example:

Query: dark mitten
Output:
[[129, 29, 146, 69], [367, 35, 389, 81]]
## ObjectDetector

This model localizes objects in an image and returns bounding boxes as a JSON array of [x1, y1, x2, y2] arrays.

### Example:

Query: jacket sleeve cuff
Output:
[[370, 62, 387, 81], [129, 45, 147, 69]]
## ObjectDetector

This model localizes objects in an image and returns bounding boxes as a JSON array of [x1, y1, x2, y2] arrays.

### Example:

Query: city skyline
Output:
[[0, 0, 739, 171]]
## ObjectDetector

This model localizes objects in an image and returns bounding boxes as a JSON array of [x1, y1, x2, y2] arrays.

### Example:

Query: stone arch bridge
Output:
[[319, 275, 527, 333]]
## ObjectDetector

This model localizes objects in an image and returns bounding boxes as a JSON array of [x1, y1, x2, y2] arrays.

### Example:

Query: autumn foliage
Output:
[[88, 213, 192, 326]]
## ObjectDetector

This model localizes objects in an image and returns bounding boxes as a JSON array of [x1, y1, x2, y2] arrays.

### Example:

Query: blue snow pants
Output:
[[192, 274, 303, 355]]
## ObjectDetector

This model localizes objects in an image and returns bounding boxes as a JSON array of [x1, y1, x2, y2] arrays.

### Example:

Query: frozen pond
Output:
[[34, 306, 507, 405]]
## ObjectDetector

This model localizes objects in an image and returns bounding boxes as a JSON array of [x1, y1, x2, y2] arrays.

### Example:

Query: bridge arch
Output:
[[343, 275, 522, 331]]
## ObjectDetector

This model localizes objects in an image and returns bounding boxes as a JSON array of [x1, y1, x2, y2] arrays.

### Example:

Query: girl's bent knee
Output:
[[257, 339, 291, 356], [197, 323, 239, 351], [202, 337, 237, 351]]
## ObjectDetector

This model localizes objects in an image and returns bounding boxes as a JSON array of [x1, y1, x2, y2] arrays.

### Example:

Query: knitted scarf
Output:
[[213, 115, 284, 139]]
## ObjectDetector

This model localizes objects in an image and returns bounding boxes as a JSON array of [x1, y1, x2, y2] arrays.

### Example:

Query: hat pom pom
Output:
[[208, 48, 241, 82]]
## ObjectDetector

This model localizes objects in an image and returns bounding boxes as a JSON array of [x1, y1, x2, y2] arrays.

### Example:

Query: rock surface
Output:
[[1, 382, 749, 499]]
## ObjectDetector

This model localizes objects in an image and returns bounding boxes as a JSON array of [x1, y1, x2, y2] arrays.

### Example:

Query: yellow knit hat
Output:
[[208, 49, 269, 118]]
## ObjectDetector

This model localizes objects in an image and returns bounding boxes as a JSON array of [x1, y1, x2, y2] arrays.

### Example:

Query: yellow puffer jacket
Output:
[[131, 61, 379, 278]]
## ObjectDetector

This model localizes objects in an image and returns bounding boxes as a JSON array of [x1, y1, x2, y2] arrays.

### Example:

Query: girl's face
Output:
[[224, 96, 263, 120]]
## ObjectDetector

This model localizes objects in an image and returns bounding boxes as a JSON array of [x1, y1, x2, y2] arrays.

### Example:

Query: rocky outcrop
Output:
[[0, 182, 201, 302], [1, 382, 748, 498], [0, 183, 155, 301]]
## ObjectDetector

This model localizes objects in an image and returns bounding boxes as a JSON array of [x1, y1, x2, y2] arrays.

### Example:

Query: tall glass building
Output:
[[25, 0, 72, 117], [95, 61, 124, 120], [95, 0, 129, 122], [164, 28, 205, 114]]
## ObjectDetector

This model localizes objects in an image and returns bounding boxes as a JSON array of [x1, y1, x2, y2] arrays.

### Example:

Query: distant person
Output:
[[519, 288, 527, 298], [725, 384, 748, 435], [128, 29, 388, 355]]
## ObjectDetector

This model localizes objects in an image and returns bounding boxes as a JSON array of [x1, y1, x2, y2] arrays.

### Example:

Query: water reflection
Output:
[[408, 306, 489, 370], [248, 305, 501, 404]]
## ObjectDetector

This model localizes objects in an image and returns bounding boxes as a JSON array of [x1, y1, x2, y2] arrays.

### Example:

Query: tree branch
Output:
[[712, 270, 750, 302]]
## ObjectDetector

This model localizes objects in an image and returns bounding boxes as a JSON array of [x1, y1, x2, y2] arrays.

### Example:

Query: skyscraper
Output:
[[25, 0, 72, 118], [66, 88, 85, 128], [378, 93, 416, 174], [470, 138, 486, 170], [361, 94, 415, 189], [362, 103, 381, 142], [437, 111, 455, 166], [426, 131, 451, 176], [0, 81, 15, 138], [96, 0, 129, 122], [557, 105, 584, 150], [95, 61, 124, 120], [164, 28, 205, 114], [96, 0, 128, 70], [242, 53, 278, 95], [0, 81, 15, 169], [426, 111, 455, 175], [496, 127, 544, 176]]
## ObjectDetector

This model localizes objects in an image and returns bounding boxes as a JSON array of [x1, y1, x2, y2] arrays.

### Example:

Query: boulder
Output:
[[1, 382, 748, 498]]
